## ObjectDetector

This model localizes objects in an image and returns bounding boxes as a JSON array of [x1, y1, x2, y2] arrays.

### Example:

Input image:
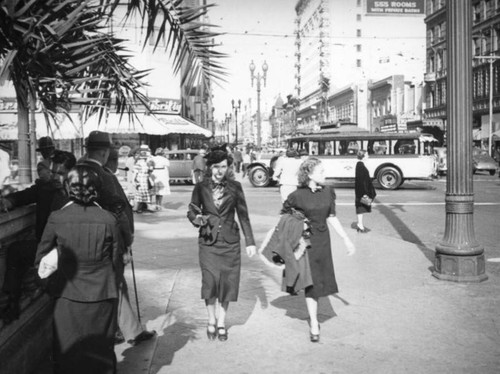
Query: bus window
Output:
[[371, 140, 387, 155], [346, 141, 360, 155], [395, 140, 417, 154], [310, 141, 319, 155], [323, 141, 334, 155]]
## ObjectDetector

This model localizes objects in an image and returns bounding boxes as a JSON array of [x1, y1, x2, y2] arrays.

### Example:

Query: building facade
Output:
[[293, 0, 426, 133], [424, 0, 500, 147]]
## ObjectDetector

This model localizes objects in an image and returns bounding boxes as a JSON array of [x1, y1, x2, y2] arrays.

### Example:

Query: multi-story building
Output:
[[424, 0, 500, 147], [294, 0, 426, 132]]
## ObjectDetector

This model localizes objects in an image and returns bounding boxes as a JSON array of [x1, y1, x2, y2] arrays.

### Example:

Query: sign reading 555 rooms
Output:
[[366, 0, 425, 15]]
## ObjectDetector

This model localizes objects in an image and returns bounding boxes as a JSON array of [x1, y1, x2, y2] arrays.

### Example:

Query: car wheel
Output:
[[249, 166, 270, 187], [376, 166, 403, 190]]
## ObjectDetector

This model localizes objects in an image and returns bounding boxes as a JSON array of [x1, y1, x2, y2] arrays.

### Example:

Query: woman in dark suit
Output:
[[354, 150, 376, 233], [187, 145, 256, 342], [35, 165, 121, 374]]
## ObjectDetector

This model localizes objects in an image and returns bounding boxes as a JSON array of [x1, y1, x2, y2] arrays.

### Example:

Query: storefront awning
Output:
[[154, 114, 212, 137], [0, 112, 81, 140], [82, 113, 168, 136], [0, 112, 212, 140]]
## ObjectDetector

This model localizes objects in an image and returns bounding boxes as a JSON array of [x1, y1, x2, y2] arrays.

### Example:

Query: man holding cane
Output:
[[81, 133, 155, 346]]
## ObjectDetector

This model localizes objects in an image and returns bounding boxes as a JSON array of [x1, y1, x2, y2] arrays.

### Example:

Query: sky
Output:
[[208, 0, 297, 122]]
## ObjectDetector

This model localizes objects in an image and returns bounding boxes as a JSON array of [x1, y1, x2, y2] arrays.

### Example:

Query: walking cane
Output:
[[128, 246, 142, 325]]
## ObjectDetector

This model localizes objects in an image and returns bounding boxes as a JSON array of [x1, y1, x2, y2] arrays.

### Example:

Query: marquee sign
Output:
[[366, 0, 425, 15]]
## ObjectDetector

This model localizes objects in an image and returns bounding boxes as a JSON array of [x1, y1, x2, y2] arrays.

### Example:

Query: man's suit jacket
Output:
[[79, 159, 133, 248], [187, 178, 255, 247]]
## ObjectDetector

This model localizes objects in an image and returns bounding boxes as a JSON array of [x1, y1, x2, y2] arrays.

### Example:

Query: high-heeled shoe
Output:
[[356, 226, 368, 233], [217, 326, 228, 342], [207, 323, 217, 341], [310, 324, 320, 343]]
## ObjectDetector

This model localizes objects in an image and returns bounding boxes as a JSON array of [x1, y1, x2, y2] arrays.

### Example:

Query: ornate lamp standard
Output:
[[249, 60, 268, 148], [224, 113, 232, 143], [231, 99, 241, 145], [433, 0, 487, 282]]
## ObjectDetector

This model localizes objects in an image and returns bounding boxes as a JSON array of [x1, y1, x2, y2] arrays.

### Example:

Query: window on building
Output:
[[436, 51, 443, 71], [429, 55, 435, 73], [485, 0, 492, 18], [356, 44, 362, 52], [494, 28, 499, 52], [356, 59, 362, 68], [357, 0, 361, 7], [473, 3, 482, 23], [357, 29, 362, 37], [356, 14, 361, 21]]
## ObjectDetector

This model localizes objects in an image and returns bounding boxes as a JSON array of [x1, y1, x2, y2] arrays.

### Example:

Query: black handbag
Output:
[[360, 195, 373, 206]]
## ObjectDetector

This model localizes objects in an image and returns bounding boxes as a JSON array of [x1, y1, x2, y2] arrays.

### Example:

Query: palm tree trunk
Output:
[[16, 90, 32, 185]]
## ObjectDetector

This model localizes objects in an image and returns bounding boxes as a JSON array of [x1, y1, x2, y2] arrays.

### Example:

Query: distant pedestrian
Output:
[[35, 165, 121, 374], [187, 144, 256, 342], [192, 148, 207, 184], [152, 147, 171, 210], [283, 157, 355, 342], [354, 150, 376, 233], [273, 148, 303, 202], [133, 145, 153, 213], [233, 147, 243, 173], [241, 149, 251, 177]]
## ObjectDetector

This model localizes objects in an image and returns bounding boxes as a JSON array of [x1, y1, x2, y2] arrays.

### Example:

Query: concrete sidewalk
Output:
[[114, 205, 500, 374]]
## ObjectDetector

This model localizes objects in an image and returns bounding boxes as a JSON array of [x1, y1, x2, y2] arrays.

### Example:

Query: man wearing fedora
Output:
[[79, 131, 156, 346], [36, 136, 57, 182]]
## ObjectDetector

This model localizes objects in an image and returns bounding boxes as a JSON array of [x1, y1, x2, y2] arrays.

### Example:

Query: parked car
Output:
[[473, 148, 498, 175], [164, 149, 199, 184], [246, 152, 280, 187], [433, 147, 447, 176]]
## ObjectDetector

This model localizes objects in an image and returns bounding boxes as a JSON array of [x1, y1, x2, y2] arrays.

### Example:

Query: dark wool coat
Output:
[[354, 161, 376, 214], [259, 211, 313, 294]]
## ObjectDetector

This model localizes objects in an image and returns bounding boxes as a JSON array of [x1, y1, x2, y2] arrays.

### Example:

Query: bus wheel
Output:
[[377, 166, 402, 190], [249, 166, 270, 187]]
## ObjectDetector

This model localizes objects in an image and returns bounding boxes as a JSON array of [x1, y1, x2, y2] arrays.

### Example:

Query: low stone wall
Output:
[[0, 206, 53, 374]]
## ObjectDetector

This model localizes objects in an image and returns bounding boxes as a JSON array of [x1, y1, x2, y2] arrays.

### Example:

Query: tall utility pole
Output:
[[249, 60, 268, 148], [433, 0, 487, 282], [231, 99, 241, 145]]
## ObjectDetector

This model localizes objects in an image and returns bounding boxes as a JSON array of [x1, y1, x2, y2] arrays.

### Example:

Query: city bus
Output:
[[247, 131, 439, 190]]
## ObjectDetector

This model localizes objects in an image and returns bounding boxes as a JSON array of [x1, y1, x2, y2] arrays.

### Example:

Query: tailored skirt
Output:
[[199, 235, 241, 302], [53, 297, 117, 374]]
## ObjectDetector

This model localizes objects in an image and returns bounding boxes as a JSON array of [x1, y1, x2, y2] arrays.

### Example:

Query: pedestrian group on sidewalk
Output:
[[0, 134, 376, 373]]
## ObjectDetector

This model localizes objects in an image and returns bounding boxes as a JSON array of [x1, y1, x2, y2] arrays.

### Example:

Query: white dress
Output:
[[151, 155, 171, 196]]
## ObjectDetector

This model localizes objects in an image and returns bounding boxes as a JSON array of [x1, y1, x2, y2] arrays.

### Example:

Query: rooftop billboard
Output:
[[366, 0, 425, 15]]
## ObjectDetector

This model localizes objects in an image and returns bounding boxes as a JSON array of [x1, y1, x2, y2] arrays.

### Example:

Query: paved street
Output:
[[109, 174, 500, 374]]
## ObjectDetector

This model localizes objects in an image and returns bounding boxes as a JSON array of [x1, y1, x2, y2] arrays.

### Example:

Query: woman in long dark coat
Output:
[[354, 150, 376, 233], [35, 165, 121, 374], [187, 145, 256, 342], [284, 157, 355, 342]]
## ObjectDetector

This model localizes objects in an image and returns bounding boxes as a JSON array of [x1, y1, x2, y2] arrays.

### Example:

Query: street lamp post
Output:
[[231, 99, 241, 145], [433, 0, 487, 282], [225, 113, 232, 143], [249, 60, 268, 148]]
